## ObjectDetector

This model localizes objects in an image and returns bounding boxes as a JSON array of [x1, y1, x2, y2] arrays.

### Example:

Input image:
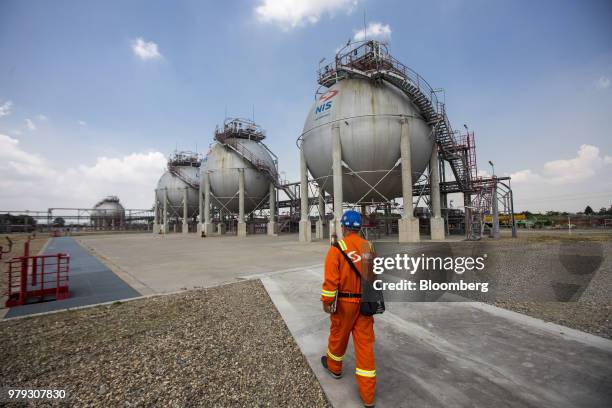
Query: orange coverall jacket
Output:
[[321, 232, 376, 406]]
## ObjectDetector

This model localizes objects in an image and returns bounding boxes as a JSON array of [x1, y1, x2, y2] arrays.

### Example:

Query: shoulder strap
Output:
[[333, 241, 362, 281]]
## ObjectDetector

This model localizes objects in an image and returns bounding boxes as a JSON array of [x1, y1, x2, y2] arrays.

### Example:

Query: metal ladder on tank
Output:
[[317, 40, 474, 192]]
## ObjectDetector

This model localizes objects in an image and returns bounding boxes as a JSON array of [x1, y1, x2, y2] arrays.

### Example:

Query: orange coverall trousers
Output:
[[326, 301, 376, 406]]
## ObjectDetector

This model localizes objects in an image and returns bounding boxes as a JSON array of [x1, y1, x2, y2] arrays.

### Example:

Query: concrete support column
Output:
[[182, 187, 189, 234], [197, 172, 204, 234], [267, 182, 277, 236], [153, 190, 160, 234], [237, 169, 247, 238], [315, 192, 325, 239], [298, 144, 312, 242], [201, 171, 214, 236], [331, 124, 343, 240], [398, 118, 419, 242], [162, 188, 169, 234], [429, 146, 445, 240]]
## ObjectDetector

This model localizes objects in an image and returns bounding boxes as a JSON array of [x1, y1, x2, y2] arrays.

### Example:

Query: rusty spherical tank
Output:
[[301, 78, 435, 202], [204, 138, 275, 213]]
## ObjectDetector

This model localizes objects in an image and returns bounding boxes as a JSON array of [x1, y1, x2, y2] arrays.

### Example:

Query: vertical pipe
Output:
[[491, 184, 499, 238], [331, 123, 343, 239]]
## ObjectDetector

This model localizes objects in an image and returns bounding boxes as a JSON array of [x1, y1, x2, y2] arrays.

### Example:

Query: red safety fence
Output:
[[5, 253, 70, 307]]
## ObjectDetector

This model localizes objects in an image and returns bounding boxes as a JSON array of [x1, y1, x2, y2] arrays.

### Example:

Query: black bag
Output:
[[333, 243, 385, 316]]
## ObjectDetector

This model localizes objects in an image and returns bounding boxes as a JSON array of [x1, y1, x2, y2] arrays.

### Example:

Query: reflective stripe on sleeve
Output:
[[355, 368, 376, 377], [321, 289, 337, 298], [338, 240, 348, 251], [327, 349, 344, 362]]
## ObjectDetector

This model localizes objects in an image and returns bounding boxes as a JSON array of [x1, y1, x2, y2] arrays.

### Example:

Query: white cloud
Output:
[[131, 37, 163, 60], [78, 120, 87, 126], [24, 118, 36, 131], [0, 100, 13, 117], [0, 133, 167, 209], [353, 22, 392, 42], [255, 0, 357, 29], [596, 76, 610, 89], [37, 114, 48, 121], [507, 145, 612, 211], [511, 144, 611, 184], [11, 129, 22, 136]]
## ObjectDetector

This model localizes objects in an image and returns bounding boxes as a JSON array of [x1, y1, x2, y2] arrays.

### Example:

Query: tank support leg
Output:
[[182, 187, 189, 234], [267, 182, 277, 236], [331, 123, 343, 241], [315, 191, 325, 240], [237, 169, 247, 238], [204, 172, 214, 236], [162, 188, 169, 234], [299, 143, 312, 242], [153, 189, 160, 234], [398, 118, 420, 243], [429, 147, 445, 240]]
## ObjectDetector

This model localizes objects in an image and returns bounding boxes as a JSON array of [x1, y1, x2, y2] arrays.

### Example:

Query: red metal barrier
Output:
[[5, 253, 70, 307]]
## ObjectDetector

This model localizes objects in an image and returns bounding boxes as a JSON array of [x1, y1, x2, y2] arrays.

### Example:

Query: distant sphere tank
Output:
[[204, 118, 277, 213], [155, 151, 201, 217], [91, 196, 125, 228], [301, 43, 435, 203]]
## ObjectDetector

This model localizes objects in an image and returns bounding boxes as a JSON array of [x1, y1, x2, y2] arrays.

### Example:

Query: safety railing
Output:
[[5, 253, 70, 307], [318, 41, 440, 116]]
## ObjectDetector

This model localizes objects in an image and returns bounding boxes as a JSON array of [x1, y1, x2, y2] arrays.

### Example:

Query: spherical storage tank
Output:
[[91, 196, 125, 227], [302, 51, 435, 203], [204, 118, 277, 213], [155, 151, 201, 218]]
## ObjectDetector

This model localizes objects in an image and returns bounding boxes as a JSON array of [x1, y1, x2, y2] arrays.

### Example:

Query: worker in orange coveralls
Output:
[[320, 210, 376, 408]]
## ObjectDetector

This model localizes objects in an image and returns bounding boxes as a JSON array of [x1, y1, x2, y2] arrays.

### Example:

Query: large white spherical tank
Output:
[[204, 138, 275, 213], [302, 78, 435, 202], [155, 166, 200, 217], [91, 197, 125, 226]]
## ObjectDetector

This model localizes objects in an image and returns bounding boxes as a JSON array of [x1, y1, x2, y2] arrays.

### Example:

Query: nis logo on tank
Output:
[[314, 90, 338, 119]]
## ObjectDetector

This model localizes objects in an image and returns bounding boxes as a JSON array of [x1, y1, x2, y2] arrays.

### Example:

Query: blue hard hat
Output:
[[341, 210, 362, 230]]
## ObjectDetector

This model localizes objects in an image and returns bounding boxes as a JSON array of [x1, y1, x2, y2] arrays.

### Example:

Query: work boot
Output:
[[320, 355, 342, 379]]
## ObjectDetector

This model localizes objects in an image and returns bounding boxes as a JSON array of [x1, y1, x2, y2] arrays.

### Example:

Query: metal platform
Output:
[[5, 237, 140, 318]]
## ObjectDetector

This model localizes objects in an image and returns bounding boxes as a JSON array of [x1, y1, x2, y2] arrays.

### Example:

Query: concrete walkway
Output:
[[6, 237, 140, 318], [260, 266, 612, 408]]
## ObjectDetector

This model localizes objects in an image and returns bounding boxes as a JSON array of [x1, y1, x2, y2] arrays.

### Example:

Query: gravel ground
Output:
[[0, 280, 330, 407], [490, 233, 612, 339], [376, 232, 612, 340]]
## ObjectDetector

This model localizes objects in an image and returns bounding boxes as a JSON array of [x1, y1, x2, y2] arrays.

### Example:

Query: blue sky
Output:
[[1, 0, 611, 212]]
